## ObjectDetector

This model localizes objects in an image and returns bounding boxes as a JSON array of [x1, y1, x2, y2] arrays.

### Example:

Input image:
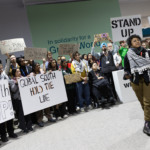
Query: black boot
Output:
[[1, 135, 9, 142], [143, 121, 150, 136]]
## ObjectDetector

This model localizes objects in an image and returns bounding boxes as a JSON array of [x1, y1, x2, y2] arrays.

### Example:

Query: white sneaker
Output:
[[76, 106, 80, 111], [64, 114, 68, 118], [80, 108, 85, 112], [88, 105, 93, 110], [57, 117, 62, 120]]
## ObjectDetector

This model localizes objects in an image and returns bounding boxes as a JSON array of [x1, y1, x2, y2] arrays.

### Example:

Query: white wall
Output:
[[0, 0, 32, 66], [119, 0, 150, 28]]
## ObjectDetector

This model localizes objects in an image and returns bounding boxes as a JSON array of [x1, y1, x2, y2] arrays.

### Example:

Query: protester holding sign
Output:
[[32, 62, 56, 127], [99, 43, 117, 100], [48, 59, 68, 120], [10, 68, 33, 133], [124, 34, 150, 136], [0, 56, 17, 143], [18, 57, 32, 77], [61, 59, 77, 115], [9, 55, 20, 78], [71, 51, 92, 112]]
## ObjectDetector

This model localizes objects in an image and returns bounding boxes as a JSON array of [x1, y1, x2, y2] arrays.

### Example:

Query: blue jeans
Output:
[[76, 82, 91, 108]]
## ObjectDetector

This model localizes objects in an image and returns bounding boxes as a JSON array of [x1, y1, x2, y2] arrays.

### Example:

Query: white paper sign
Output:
[[0, 38, 26, 54], [110, 15, 142, 42], [148, 16, 150, 25], [18, 71, 68, 115], [0, 80, 14, 123], [112, 70, 138, 103]]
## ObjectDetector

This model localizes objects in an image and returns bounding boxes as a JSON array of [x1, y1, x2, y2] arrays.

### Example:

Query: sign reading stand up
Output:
[[110, 15, 142, 42]]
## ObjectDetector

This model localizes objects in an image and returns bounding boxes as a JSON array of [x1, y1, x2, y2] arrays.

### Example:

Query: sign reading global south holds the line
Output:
[[110, 15, 142, 42], [18, 71, 68, 115]]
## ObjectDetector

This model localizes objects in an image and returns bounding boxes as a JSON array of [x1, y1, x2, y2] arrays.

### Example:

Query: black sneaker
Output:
[[37, 122, 44, 127], [143, 121, 150, 136], [1, 135, 9, 142], [9, 133, 18, 138]]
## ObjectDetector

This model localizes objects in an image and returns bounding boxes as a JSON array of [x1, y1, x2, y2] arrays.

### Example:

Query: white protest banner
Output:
[[94, 33, 110, 42], [58, 43, 80, 55], [110, 15, 142, 42], [18, 71, 68, 115], [24, 47, 47, 60], [0, 80, 14, 123], [112, 70, 138, 103], [0, 38, 26, 54]]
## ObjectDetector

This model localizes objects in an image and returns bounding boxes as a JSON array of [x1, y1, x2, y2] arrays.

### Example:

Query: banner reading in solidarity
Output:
[[18, 71, 68, 115], [0, 38, 26, 54], [0, 80, 14, 123], [110, 15, 142, 42], [24, 47, 47, 60]]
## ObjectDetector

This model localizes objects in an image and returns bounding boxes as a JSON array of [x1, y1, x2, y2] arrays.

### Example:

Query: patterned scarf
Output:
[[72, 59, 85, 72], [127, 48, 150, 76]]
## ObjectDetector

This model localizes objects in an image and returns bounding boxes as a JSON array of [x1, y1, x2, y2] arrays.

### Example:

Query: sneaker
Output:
[[28, 127, 33, 131], [57, 117, 62, 120], [1, 135, 9, 142], [143, 121, 150, 136], [88, 105, 93, 110], [48, 118, 56, 122], [63, 114, 68, 118], [9, 133, 18, 138], [80, 108, 85, 112], [37, 122, 44, 127]]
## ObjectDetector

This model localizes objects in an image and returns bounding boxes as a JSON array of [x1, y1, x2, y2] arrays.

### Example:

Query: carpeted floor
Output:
[[0, 101, 149, 150]]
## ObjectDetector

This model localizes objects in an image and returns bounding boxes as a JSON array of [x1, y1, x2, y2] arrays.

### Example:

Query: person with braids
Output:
[[124, 34, 150, 136]]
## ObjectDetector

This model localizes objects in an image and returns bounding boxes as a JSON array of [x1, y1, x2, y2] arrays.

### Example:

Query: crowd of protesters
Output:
[[1, 36, 150, 145]]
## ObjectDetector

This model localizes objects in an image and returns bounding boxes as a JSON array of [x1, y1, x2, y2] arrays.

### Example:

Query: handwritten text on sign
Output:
[[0, 38, 26, 54], [58, 43, 80, 55], [0, 80, 14, 123], [24, 47, 47, 60], [18, 71, 68, 115], [110, 15, 142, 42]]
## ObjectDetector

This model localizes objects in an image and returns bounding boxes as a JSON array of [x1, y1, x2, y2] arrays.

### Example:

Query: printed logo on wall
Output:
[[110, 15, 142, 42]]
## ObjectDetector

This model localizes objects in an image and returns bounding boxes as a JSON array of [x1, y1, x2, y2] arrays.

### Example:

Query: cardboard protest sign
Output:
[[0, 38, 26, 54], [18, 71, 68, 115], [94, 33, 110, 42], [24, 47, 47, 60], [0, 80, 14, 123], [110, 15, 142, 42], [58, 43, 79, 55], [64, 73, 82, 84]]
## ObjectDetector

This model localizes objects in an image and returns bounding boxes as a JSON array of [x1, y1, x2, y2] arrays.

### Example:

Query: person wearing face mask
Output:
[[124, 34, 150, 136], [99, 43, 117, 101]]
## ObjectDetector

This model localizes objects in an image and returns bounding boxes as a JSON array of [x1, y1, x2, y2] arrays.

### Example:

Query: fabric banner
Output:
[[0, 80, 14, 123], [24, 47, 47, 60], [110, 15, 142, 42], [0, 38, 26, 54], [18, 71, 68, 115]]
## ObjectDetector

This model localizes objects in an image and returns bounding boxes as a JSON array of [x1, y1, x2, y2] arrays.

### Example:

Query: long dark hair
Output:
[[48, 59, 58, 71]]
